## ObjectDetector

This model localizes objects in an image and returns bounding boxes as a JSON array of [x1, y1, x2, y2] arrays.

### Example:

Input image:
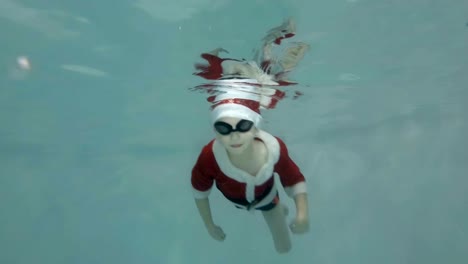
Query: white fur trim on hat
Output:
[[213, 87, 260, 101], [209, 78, 266, 126], [211, 103, 262, 126]]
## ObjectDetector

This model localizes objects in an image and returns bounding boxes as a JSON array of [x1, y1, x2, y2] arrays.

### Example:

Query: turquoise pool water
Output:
[[1, 0, 467, 263]]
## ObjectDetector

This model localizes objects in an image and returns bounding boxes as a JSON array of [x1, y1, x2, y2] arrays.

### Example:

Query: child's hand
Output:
[[207, 224, 226, 241], [289, 215, 309, 234]]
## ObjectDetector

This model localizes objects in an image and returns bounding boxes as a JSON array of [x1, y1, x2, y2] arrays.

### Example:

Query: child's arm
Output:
[[273, 137, 310, 233], [290, 193, 309, 234], [194, 198, 226, 241], [194, 198, 215, 228], [191, 145, 225, 241], [294, 193, 309, 220]]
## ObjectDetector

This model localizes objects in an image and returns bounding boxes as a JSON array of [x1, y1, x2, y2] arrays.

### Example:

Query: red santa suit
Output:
[[191, 130, 307, 210]]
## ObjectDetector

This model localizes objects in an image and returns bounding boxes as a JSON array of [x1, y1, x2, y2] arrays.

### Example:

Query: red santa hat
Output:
[[208, 79, 263, 126], [203, 78, 288, 126]]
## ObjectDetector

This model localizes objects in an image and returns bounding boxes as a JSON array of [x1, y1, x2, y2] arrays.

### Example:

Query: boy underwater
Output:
[[190, 18, 310, 253]]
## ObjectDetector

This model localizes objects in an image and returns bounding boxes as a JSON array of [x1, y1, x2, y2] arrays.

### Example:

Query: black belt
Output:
[[222, 178, 274, 209]]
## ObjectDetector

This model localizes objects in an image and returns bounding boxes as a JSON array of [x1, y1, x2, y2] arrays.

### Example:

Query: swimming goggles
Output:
[[214, 119, 254, 135]]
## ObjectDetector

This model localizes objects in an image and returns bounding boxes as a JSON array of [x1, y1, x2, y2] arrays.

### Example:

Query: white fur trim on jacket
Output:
[[212, 130, 280, 203]]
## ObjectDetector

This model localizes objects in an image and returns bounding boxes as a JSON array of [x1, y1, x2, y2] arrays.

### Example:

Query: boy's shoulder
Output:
[[272, 135, 286, 145], [196, 139, 216, 163], [202, 139, 216, 152], [258, 130, 288, 149]]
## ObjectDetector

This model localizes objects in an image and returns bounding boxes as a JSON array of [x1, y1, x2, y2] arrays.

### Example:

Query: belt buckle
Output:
[[246, 199, 259, 210]]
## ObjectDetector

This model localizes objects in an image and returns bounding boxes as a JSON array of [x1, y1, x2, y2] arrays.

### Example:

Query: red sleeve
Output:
[[274, 137, 307, 196], [191, 143, 215, 198]]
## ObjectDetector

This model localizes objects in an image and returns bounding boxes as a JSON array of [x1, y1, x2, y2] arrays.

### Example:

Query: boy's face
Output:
[[214, 117, 258, 155]]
